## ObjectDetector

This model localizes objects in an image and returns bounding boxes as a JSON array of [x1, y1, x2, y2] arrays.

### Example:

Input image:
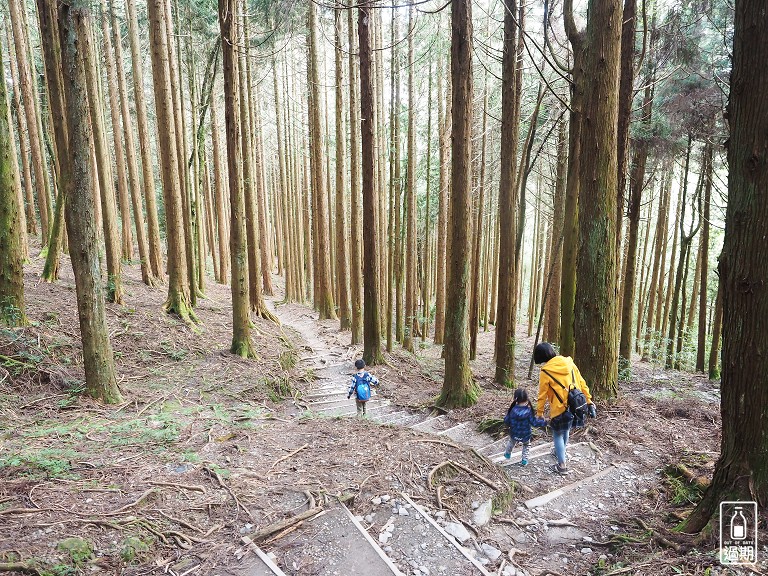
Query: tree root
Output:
[[0, 561, 40, 574], [249, 506, 325, 542]]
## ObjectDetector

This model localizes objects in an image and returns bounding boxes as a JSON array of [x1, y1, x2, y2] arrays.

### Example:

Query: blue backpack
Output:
[[354, 374, 371, 402]]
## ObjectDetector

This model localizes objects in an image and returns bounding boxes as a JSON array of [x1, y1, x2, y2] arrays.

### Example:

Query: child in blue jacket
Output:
[[503, 388, 547, 465]]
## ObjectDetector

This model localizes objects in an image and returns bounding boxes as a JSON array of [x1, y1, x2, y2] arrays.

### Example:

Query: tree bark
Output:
[[574, 0, 622, 398], [147, 0, 194, 320], [125, 0, 164, 278], [57, 1, 121, 403], [348, 8, 363, 344], [544, 117, 567, 343], [403, 7, 417, 353], [359, 2, 383, 364], [439, 0, 477, 408], [307, 1, 336, 320], [335, 9, 351, 331], [696, 144, 713, 372], [494, 0, 521, 385], [99, 0, 134, 263], [81, 13, 123, 304], [434, 55, 450, 345], [0, 29, 26, 325], [210, 99, 229, 284], [9, 0, 53, 241], [219, 0, 254, 358], [707, 279, 722, 380], [685, 0, 768, 530]]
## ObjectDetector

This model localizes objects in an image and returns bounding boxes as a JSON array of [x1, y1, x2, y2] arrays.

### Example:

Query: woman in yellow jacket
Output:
[[534, 342, 596, 474]]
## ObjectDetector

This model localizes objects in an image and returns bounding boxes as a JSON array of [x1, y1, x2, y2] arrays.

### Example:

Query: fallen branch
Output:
[[149, 481, 206, 493], [0, 561, 40, 574], [448, 460, 501, 491], [156, 510, 204, 533], [250, 506, 324, 542], [203, 465, 253, 520], [0, 508, 47, 516], [267, 444, 309, 474]]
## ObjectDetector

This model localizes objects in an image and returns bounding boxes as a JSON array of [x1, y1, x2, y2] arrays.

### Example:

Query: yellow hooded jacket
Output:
[[536, 355, 593, 419]]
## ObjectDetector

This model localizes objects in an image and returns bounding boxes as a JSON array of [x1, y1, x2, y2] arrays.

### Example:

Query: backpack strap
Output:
[[542, 369, 568, 404]]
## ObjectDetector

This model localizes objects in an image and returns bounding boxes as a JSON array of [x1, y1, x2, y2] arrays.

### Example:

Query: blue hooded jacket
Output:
[[504, 404, 546, 442]]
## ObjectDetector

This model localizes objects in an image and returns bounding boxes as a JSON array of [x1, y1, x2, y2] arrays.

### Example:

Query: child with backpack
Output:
[[347, 359, 379, 417], [533, 342, 597, 475], [503, 388, 547, 465]]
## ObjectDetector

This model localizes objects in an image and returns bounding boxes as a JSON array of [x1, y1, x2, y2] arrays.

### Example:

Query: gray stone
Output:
[[473, 500, 493, 527], [379, 532, 391, 544], [471, 501, 480, 510], [420, 568, 430, 575], [434, 510, 447, 519], [381, 495, 391, 502], [542, 526, 589, 546], [581, 548, 593, 554], [372, 497, 382, 505], [398, 507, 409, 516], [481, 544, 502, 562], [364, 515, 374, 524], [239, 523, 253, 534], [443, 522, 472, 543], [502, 567, 517, 576]]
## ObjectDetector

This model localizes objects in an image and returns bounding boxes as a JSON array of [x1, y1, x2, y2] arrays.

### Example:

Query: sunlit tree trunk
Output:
[[696, 145, 713, 373], [707, 280, 723, 380], [58, 1, 121, 403], [386, 7, 399, 351], [469, 80, 487, 360], [348, 9, 363, 343], [544, 117, 567, 343], [210, 99, 229, 284]]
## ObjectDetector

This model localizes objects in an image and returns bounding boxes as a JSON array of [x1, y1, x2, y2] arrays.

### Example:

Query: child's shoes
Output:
[[504, 452, 511, 459], [520, 459, 528, 466]]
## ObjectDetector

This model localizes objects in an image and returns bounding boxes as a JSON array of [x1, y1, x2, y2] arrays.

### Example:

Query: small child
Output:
[[503, 388, 546, 465], [347, 359, 379, 417]]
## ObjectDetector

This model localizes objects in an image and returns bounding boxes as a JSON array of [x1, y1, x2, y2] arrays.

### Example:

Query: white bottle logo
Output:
[[730, 507, 747, 540]]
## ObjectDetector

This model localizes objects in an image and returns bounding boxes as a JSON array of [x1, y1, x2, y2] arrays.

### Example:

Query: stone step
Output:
[[375, 411, 424, 428], [238, 538, 289, 576], [367, 493, 493, 576], [312, 400, 392, 417], [408, 414, 450, 434], [265, 504, 404, 576], [489, 441, 557, 464], [438, 422, 493, 450], [524, 464, 619, 509], [309, 396, 388, 412], [477, 436, 508, 456]]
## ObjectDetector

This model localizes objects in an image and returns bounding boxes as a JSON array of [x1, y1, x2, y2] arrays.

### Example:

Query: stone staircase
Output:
[[254, 301, 622, 576]]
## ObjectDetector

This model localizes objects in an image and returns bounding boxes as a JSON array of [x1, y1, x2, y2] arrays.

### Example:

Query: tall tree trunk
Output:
[[422, 61, 434, 343], [439, 0, 477, 408], [210, 98, 229, 284], [82, 14, 123, 304], [348, 8, 363, 344], [0, 29, 26, 325], [619, 79, 653, 362], [686, 239, 703, 331], [386, 7, 399, 351], [434, 55, 450, 344], [9, 0, 52, 241], [58, 1, 121, 403], [335, 9, 351, 331], [666, 137, 700, 368], [219, 0, 253, 358], [37, 0, 67, 282], [575, 0, 622, 398], [696, 143, 713, 373], [125, 0, 163, 278], [494, 0, 521, 385], [615, 0, 637, 259], [100, 0, 134, 263], [359, 2, 383, 364], [469, 82, 488, 360], [147, 0, 194, 320], [560, 0, 585, 358], [685, 0, 768, 530], [307, 1, 336, 320], [403, 7, 417, 353], [6, 29, 37, 237], [707, 279, 723, 380], [642, 168, 670, 360], [544, 117, 567, 343], [108, 0, 152, 285]]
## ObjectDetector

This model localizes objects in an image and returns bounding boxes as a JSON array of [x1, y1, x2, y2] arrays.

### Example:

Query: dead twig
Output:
[[267, 444, 309, 474], [249, 506, 325, 542], [203, 465, 253, 520], [0, 561, 41, 574], [149, 481, 206, 493]]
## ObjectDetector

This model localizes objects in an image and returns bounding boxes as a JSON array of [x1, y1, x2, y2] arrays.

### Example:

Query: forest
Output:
[[0, 0, 766, 574]]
